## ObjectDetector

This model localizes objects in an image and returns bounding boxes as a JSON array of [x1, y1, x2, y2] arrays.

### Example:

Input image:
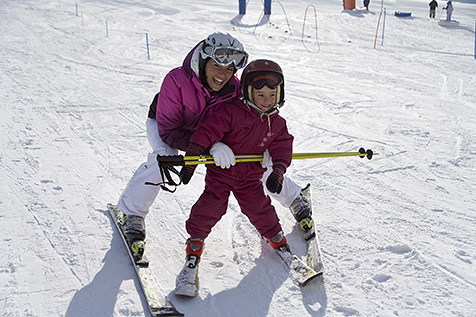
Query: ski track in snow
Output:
[[1, 0, 476, 316]]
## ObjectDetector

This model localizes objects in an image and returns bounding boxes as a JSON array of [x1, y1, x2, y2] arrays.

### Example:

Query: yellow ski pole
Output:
[[180, 148, 377, 165], [155, 148, 376, 191]]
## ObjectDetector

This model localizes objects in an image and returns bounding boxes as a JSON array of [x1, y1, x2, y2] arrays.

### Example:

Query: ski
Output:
[[107, 204, 184, 317], [174, 255, 200, 297], [299, 185, 325, 275], [306, 233, 324, 275], [262, 235, 319, 286], [275, 245, 319, 286]]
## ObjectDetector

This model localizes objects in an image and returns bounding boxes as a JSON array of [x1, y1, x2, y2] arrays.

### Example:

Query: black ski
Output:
[[107, 204, 184, 316]]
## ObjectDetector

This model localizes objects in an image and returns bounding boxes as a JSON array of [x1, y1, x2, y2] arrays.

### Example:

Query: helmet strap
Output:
[[248, 85, 254, 104], [275, 86, 281, 105]]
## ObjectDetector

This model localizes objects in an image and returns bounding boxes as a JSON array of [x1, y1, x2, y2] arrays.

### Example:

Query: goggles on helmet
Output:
[[204, 46, 249, 69], [249, 73, 282, 90]]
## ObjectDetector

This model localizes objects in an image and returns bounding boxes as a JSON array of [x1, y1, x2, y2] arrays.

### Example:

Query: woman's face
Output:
[[204, 59, 235, 92], [251, 86, 277, 112]]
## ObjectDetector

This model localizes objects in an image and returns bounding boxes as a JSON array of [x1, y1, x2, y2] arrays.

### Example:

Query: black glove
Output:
[[266, 165, 285, 194], [180, 143, 204, 185]]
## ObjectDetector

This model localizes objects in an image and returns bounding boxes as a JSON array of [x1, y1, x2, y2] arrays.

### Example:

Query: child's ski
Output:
[[275, 245, 320, 286]]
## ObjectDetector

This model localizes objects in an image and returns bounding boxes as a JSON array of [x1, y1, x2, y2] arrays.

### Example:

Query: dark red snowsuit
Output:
[[185, 99, 293, 240]]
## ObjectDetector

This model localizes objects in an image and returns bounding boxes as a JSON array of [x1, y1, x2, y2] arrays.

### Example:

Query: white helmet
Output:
[[200, 32, 248, 69]]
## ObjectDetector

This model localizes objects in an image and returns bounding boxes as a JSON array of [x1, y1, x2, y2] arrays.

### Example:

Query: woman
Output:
[[114, 32, 312, 252]]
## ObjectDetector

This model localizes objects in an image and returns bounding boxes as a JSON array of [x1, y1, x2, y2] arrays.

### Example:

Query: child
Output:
[[175, 59, 294, 297]]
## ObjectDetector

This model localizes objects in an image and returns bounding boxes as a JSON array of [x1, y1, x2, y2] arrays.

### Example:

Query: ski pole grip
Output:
[[366, 149, 373, 160], [359, 148, 374, 160], [156, 154, 185, 166]]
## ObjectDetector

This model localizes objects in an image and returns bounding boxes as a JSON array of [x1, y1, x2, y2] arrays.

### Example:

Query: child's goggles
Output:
[[249, 73, 282, 90], [205, 46, 249, 69]]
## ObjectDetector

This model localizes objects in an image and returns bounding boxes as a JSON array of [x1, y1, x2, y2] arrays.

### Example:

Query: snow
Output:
[[1, 0, 476, 316]]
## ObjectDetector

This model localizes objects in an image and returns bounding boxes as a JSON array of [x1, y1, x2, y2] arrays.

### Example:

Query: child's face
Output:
[[251, 86, 277, 112]]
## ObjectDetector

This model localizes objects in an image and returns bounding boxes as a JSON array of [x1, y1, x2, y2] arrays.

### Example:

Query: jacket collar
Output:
[[243, 99, 279, 118]]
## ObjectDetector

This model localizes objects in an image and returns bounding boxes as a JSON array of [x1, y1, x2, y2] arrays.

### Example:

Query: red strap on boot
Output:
[[186, 238, 204, 257], [268, 232, 287, 249]]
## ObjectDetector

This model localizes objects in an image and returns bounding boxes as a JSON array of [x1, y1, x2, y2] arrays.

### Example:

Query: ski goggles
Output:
[[204, 46, 249, 69], [249, 73, 282, 90]]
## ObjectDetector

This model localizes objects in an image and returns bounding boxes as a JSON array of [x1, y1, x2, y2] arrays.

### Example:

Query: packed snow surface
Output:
[[1, 0, 476, 316]]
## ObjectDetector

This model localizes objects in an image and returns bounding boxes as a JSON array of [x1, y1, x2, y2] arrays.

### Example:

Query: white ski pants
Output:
[[117, 118, 301, 218]]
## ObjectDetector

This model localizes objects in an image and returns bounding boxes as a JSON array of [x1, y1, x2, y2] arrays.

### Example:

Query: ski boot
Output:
[[175, 238, 204, 297], [121, 213, 146, 262], [268, 231, 288, 250], [289, 184, 315, 241]]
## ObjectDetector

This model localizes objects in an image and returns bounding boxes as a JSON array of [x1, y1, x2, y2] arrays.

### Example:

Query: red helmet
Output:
[[240, 59, 285, 108]]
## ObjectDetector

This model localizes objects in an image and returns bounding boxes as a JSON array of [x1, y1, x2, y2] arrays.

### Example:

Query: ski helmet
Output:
[[240, 59, 285, 109], [200, 32, 248, 70]]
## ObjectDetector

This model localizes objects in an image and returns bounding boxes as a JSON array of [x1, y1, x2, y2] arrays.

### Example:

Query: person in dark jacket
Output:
[[175, 60, 294, 296], [363, 0, 370, 10], [429, 0, 438, 18]]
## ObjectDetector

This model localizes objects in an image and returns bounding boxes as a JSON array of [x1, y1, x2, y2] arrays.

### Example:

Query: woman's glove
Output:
[[266, 165, 285, 194], [210, 142, 236, 169], [180, 143, 204, 184]]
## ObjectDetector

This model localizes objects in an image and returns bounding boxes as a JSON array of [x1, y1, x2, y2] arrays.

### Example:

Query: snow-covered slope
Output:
[[1, 0, 475, 316]]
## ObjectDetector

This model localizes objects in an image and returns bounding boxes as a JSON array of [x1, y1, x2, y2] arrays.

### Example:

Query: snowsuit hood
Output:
[[154, 41, 241, 151]]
